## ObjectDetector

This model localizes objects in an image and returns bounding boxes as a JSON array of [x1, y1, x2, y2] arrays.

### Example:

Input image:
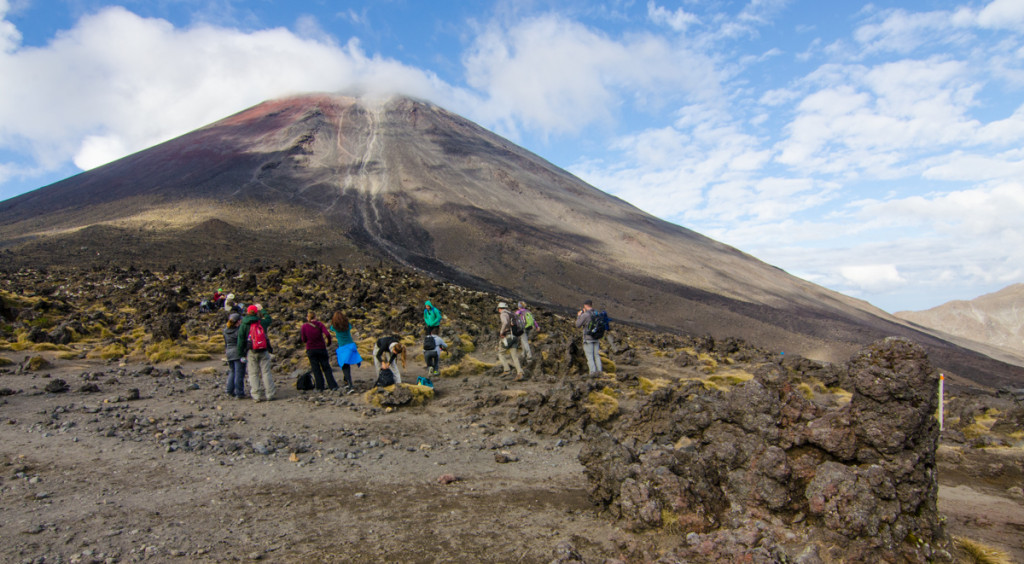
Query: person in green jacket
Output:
[[423, 300, 442, 335], [236, 304, 275, 402]]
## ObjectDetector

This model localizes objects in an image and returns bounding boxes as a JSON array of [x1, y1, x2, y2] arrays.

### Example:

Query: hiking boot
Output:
[[345, 386, 356, 395]]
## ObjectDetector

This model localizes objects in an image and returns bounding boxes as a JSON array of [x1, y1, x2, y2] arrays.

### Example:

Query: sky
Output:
[[1, 0, 1022, 313]]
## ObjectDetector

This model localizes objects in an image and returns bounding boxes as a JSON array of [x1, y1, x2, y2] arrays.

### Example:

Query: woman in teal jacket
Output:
[[423, 300, 442, 335]]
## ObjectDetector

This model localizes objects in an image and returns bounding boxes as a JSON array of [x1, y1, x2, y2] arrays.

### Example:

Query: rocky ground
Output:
[[1, 265, 1023, 563]]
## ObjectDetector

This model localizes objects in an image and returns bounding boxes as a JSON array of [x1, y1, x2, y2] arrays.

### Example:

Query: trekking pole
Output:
[[938, 373, 944, 431]]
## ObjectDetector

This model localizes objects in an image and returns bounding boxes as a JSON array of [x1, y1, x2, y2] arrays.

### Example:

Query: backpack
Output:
[[248, 320, 269, 351], [423, 335, 436, 352], [375, 368, 396, 388], [417, 376, 434, 388], [587, 311, 609, 340], [522, 310, 536, 331], [295, 372, 314, 391], [508, 311, 525, 337]]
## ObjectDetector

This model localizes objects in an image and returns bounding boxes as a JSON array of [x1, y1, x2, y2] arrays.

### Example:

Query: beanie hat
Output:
[[228, 313, 241, 322], [247, 305, 259, 315]]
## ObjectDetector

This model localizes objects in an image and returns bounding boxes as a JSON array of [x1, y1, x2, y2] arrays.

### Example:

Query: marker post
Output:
[[938, 373, 944, 431]]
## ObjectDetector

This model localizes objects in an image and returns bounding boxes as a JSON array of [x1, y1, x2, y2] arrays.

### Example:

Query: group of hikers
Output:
[[216, 290, 609, 403]]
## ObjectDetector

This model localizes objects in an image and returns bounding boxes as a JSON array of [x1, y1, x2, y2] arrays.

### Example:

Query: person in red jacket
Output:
[[300, 311, 338, 391]]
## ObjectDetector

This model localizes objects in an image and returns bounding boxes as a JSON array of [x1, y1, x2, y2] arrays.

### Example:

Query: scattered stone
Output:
[[437, 474, 460, 485], [494, 451, 518, 464], [44, 379, 69, 393]]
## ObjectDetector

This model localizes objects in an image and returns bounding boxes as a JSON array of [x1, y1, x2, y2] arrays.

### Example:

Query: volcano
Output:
[[1, 93, 1021, 387]]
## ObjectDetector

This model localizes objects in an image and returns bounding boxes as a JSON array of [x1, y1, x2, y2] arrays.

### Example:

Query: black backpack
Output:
[[375, 368, 396, 388], [508, 311, 525, 337], [587, 311, 609, 339], [295, 372, 314, 391], [423, 335, 436, 351]]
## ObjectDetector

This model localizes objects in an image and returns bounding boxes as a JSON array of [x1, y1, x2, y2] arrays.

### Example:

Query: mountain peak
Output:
[[2, 92, 1022, 387]]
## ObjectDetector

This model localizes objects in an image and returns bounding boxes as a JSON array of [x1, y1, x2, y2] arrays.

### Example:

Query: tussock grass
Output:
[[31, 342, 71, 352], [439, 365, 462, 378], [0, 356, 12, 366], [87, 343, 127, 360], [585, 391, 619, 423], [144, 339, 211, 363], [953, 536, 1012, 564], [56, 351, 79, 360], [638, 376, 670, 394], [458, 334, 475, 354], [363, 383, 435, 408], [708, 368, 754, 388], [464, 356, 496, 375]]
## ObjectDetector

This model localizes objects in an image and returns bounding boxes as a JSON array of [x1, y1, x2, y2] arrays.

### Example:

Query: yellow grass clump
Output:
[[56, 351, 79, 360], [143, 339, 209, 363], [0, 356, 12, 366], [638, 376, 670, 394], [440, 365, 462, 378], [87, 343, 127, 360], [363, 383, 435, 408], [953, 536, 1012, 564], [31, 342, 69, 352], [585, 391, 619, 422], [458, 334, 476, 354], [464, 356, 496, 375]]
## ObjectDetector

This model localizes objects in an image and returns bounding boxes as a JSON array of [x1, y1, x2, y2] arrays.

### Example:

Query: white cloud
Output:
[[838, 264, 906, 293], [0, 7, 460, 173], [462, 14, 720, 138], [647, 1, 699, 32], [977, 0, 1024, 30]]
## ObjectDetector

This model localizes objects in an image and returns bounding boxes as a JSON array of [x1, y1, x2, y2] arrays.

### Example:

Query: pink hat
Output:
[[246, 305, 259, 315]]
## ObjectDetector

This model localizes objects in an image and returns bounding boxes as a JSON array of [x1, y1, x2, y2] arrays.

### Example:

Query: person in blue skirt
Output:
[[330, 311, 362, 394]]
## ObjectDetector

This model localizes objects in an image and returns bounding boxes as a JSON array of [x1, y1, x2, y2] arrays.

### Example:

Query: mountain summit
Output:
[[1, 93, 1021, 386]]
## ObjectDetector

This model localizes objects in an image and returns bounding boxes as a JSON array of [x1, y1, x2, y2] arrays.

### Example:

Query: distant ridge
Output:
[[896, 284, 1024, 364], [1, 93, 1022, 388]]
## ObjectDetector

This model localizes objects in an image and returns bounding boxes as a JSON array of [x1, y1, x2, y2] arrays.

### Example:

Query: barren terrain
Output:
[[2, 351, 1022, 563]]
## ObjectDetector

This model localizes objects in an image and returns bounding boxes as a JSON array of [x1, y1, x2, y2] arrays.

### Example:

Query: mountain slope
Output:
[[896, 284, 1024, 361], [1, 93, 1022, 387]]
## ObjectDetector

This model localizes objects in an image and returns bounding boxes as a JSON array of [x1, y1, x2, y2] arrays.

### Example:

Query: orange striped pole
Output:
[[938, 373, 945, 431]]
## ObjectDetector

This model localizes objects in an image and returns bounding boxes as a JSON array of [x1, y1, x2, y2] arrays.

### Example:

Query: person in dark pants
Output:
[[223, 313, 246, 398], [330, 311, 362, 394], [301, 311, 337, 391]]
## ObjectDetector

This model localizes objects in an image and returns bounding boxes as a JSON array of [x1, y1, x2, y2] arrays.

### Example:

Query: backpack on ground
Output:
[[295, 371, 314, 391], [509, 311, 525, 337], [375, 368, 396, 388], [248, 321, 269, 351], [587, 311, 609, 340], [417, 376, 434, 388], [423, 335, 436, 351]]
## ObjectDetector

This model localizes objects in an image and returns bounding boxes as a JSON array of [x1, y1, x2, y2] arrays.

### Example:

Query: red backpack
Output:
[[248, 321, 269, 351]]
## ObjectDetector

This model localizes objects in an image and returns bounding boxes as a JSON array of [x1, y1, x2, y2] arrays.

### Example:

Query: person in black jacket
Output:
[[373, 336, 406, 384]]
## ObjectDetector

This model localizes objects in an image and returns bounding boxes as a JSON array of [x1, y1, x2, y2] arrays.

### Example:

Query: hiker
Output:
[[514, 301, 540, 361], [223, 294, 242, 315], [237, 304, 275, 402], [423, 326, 448, 376], [373, 336, 406, 384], [213, 288, 226, 309], [575, 299, 602, 375], [497, 302, 525, 380], [423, 300, 442, 335], [223, 313, 245, 398], [301, 311, 337, 392], [329, 311, 361, 394]]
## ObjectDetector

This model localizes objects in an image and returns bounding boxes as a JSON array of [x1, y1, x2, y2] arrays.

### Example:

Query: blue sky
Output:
[[1, 0, 1022, 313]]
